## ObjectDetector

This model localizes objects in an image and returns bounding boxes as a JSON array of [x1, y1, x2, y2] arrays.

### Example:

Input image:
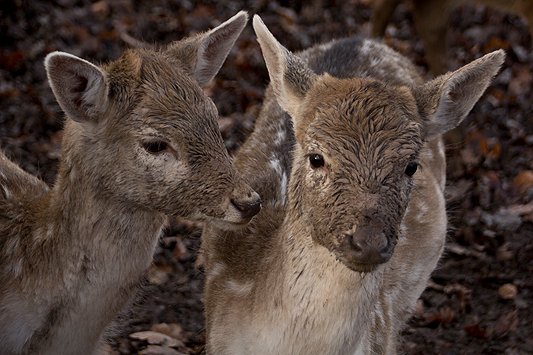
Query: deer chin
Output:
[[342, 261, 381, 274], [207, 218, 252, 231], [198, 207, 256, 231], [333, 247, 393, 274], [336, 256, 381, 273]]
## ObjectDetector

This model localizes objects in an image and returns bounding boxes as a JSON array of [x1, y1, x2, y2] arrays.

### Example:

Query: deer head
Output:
[[253, 15, 503, 271], [44, 11, 261, 225]]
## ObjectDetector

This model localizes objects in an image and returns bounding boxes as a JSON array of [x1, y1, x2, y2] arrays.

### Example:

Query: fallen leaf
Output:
[[443, 283, 472, 296], [464, 322, 490, 339], [424, 306, 455, 325], [493, 310, 518, 337], [512, 171, 533, 193], [446, 243, 487, 260], [496, 243, 515, 262], [479, 137, 501, 160], [146, 264, 172, 285], [498, 283, 518, 300], [151, 323, 184, 341], [91, 0, 109, 17], [444, 283, 472, 311], [129, 331, 182, 348], [139, 345, 185, 355]]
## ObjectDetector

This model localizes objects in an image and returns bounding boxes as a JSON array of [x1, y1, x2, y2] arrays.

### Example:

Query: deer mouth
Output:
[[336, 256, 382, 273], [333, 236, 396, 273], [205, 217, 255, 232], [201, 207, 259, 230], [193, 197, 261, 228], [210, 197, 261, 228], [314, 229, 395, 273]]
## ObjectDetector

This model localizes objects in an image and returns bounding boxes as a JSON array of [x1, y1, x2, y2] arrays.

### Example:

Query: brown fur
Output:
[[202, 15, 504, 354], [0, 11, 259, 355], [372, 0, 532, 75]]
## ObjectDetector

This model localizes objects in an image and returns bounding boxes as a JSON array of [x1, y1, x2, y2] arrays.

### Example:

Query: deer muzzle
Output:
[[230, 193, 262, 220], [346, 224, 391, 265]]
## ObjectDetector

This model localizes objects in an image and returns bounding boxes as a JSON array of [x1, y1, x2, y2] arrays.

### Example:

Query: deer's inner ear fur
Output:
[[253, 15, 317, 121], [45, 52, 109, 124], [415, 50, 505, 139], [165, 11, 248, 87]]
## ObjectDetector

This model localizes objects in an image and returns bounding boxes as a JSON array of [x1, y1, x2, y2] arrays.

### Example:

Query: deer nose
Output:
[[349, 226, 391, 264], [231, 192, 261, 220]]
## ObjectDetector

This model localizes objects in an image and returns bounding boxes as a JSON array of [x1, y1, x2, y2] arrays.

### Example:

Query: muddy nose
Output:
[[231, 192, 261, 220], [349, 226, 390, 264]]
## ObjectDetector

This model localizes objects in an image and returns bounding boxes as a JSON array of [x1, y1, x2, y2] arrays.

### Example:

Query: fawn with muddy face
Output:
[[202, 15, 504, 354], [0, 11, 260, 355]]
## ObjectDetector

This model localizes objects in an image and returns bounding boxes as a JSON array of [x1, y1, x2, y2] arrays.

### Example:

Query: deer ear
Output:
[[45, 52, 108, 123], [166, 11, 248, 87], [252, 15, 316, 119], [415, 50, 505, 139]]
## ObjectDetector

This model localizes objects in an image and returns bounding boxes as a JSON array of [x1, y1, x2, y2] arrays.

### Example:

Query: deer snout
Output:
[[348, 225, 391, 265], [216, 181, 261, 228], [231, 192, 261, 220]]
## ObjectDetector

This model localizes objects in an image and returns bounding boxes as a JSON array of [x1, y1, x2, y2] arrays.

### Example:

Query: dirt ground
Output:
[[0, 0, 532, 354]]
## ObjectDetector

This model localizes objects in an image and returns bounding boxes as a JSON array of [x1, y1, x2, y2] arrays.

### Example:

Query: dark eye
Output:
[[309, 154, 325, 169], [405, 162, 418, 177], [142, 141, 168, 154]]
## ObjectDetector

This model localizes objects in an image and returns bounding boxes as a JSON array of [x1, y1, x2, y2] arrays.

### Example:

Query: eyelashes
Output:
[[142, 140, 169, 154]]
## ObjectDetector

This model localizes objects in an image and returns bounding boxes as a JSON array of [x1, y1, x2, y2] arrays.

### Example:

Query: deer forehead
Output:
[[304, 76, 419, 121], [139, 57, 214, 115], [103, 50, 219, 138], [300, 78, 423, 163], [108, 49, 214, 110]]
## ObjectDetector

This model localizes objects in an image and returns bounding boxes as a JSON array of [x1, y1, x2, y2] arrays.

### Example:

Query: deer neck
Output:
[[41, 152, 166, 283], [6, 143, 168, 354], [280, 211, 383, 304], [258, 179, 386, 353]]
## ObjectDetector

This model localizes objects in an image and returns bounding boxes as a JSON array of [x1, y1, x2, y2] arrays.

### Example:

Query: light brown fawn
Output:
[[0, 11, 261, 355], [372, 0, 531, 75], [202, 15, 504, 354]]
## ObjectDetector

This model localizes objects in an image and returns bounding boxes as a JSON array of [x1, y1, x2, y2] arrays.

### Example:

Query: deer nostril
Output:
[[350, 235, 363, 252], [231, 196, 262, 220]]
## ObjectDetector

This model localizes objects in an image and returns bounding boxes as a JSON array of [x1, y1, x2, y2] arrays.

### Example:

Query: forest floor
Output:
[[0, 0, 532, 354]]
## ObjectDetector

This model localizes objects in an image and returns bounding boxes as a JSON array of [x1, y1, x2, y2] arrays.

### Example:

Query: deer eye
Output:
[[309, 154, 325, 169], [404, 162, 418, 177], [142, 141, 169, 154]]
